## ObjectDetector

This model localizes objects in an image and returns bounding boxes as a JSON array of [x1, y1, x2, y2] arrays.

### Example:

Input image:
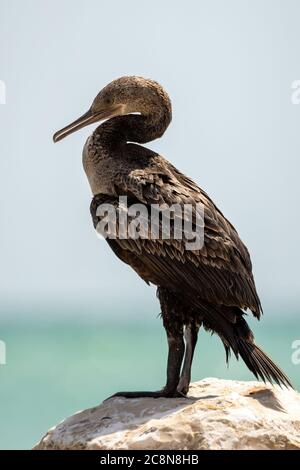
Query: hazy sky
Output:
[[0, 0, 299, 316]]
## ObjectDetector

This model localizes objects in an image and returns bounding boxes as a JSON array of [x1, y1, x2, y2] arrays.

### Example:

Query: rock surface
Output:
[[35, 378, 300, 450]]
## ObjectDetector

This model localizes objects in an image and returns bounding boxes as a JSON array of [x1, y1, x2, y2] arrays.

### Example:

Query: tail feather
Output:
[[237, 338, 292, 388], [200, 303, 292, 388]]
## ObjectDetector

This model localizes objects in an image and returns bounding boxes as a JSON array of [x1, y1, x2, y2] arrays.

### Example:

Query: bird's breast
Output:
[[82, 135, 118, 196]]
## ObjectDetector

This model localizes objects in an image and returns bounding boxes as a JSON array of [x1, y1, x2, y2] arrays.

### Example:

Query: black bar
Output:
[[0, 449, 299, 466]]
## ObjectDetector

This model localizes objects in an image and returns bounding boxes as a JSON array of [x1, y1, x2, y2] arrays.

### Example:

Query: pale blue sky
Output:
[[0, 0, 299, 316]]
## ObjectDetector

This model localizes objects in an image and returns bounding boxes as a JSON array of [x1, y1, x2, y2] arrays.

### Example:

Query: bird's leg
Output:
[[106, 326, 185, 399], [176, 322, 200, 396], [162, 327, 185, 396], [105, 288, 186, 400]]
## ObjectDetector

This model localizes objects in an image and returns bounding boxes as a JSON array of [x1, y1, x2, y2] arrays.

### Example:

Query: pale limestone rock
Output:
[[34, 378, 300, 450]]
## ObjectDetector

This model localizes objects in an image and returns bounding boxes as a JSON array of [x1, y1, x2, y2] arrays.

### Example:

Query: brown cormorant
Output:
[[53, 76, 291, 397]]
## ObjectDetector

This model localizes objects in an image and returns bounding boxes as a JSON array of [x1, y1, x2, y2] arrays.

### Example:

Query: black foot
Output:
[[105, 388, 187, 400]]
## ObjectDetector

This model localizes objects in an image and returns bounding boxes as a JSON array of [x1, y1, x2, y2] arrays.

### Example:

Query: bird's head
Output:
[[53, 76, 172, 143]]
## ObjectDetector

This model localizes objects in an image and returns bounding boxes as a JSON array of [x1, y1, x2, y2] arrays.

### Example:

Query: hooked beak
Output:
[[53, 104, 123, 143]]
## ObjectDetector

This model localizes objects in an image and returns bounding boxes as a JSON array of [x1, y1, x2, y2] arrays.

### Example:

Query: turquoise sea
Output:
[[0, 312, 299, 450]]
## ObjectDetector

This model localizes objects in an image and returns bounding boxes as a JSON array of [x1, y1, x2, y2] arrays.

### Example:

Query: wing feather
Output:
[[91, 155, 262, 317]]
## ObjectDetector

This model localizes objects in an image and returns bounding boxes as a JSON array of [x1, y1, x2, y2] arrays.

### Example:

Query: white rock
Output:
[[34, 378, 300, 450]]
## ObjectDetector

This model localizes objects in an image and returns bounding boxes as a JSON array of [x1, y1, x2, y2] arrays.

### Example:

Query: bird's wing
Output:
[[91, 158, 262, 317]]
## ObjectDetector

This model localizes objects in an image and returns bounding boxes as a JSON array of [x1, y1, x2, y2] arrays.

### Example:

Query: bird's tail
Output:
[[199, 302, 292, 388], [224, 315, 293, 389], [236, 338, 292, 388]]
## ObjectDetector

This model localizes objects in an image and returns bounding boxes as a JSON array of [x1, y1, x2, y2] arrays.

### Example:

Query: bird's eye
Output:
[[105, 97, 112, 105]]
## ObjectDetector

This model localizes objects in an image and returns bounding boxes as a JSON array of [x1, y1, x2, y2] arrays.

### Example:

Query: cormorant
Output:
[[53, 76, 291, 397]]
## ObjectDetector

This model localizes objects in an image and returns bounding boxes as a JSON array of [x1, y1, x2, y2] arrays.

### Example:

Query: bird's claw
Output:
[[104, 388, 187, 400]]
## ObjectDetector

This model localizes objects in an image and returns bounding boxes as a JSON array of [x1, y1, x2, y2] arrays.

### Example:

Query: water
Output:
[[0, 314, 299, 449]]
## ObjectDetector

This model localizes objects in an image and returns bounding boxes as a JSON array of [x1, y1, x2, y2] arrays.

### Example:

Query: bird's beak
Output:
[[53, 105, 123, 143]]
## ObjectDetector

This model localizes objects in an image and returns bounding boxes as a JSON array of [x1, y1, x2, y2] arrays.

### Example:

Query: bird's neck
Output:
[[83, 106, 171, 195], [93, 107, 171, 154]]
